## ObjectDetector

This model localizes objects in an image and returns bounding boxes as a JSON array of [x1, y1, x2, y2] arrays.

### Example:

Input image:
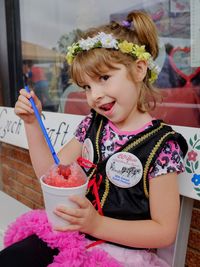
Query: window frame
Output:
[[0, 0, 23, 107]]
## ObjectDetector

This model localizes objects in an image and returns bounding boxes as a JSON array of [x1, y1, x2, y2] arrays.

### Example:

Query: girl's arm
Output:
[[24, 120, 55, 177], [25, 121, 82, 178], [15, 89, 82, 178], [93, 172, 180, 248], [55, 172, 180, 248]]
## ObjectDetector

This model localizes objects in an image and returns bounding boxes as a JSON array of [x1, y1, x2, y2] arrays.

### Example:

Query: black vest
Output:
[[84, 113, 188, 220], [83, 113, 188, 247]]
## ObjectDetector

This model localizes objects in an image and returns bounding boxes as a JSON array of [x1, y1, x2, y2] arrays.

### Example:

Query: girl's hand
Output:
[[14, 89, 42, 124], [54, 196, 101, 234]]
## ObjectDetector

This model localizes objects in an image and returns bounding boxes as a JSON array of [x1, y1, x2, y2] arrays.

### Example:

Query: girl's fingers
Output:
[[69, 195, 89, 209], [30, 90, 37, 101], [19, 89, 38, 104], [15, 107, 32, 115], [55, 206, 83, 218], [15, 100, 34, 114], [30, 91, 42, 110], [54, 209, 83, 225], [30, 90, 35, 97], [18, 94, 32, 106], [19, 88, 32, 98], [18, 89, 41, 112]]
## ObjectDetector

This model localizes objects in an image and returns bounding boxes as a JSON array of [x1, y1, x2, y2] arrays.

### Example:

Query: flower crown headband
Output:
[[66, 32, 160, 84]]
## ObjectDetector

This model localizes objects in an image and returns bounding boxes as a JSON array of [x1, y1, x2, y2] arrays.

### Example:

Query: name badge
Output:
[[106, 152, 143, 188], [82, 138, 94, 163]]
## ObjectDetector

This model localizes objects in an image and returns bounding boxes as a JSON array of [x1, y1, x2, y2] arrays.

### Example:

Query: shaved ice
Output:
[[43, 162, 87, 188], [40, 162, 88, 227]]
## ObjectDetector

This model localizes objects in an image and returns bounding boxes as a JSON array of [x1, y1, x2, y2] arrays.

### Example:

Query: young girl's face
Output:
[[79, 63, 141, 129]]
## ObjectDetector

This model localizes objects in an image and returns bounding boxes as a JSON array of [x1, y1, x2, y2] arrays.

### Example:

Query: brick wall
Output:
[[186, 200, 200, 266], [1, 143, 44, 209], [0, 142, 200, 266]]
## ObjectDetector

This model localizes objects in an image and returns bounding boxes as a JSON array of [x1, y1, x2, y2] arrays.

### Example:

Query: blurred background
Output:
[[0, 0, 199, 127]]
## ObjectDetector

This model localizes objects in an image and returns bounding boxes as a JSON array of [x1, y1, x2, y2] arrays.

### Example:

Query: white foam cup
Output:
[[40, 176, 88, 228]]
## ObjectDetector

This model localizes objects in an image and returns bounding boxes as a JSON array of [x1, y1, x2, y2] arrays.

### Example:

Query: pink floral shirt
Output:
[[75, 113, 185, 179]]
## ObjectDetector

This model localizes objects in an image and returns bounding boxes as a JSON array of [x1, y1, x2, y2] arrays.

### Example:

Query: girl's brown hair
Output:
[[70, 11, 161, 112]]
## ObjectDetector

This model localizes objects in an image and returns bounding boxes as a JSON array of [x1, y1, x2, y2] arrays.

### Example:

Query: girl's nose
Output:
[[90, 86, 104, 101]]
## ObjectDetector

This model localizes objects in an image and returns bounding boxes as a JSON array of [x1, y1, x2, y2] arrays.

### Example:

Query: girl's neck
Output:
[[111, 112, 153, 132]]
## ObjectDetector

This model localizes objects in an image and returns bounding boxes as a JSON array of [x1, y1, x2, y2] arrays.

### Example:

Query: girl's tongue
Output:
[[100, 102, 115, 111]]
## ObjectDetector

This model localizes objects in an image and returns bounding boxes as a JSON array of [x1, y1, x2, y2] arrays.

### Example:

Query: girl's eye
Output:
[[100, 75, 110, 81], [82, 85, 91, 91]]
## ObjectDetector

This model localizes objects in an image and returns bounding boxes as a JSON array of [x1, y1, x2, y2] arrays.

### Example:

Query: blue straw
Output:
[[25, 85, 60, 165]]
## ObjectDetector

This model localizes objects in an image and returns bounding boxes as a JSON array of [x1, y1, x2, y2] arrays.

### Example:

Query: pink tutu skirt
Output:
[[4, 210, 169, 267], [88, 242, 170, 267]]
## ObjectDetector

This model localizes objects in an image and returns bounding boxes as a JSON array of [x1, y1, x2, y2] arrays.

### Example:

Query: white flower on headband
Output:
[[66, 32, 160, 83], [79, 36, 99, 50], [97, 32, 118, 49]]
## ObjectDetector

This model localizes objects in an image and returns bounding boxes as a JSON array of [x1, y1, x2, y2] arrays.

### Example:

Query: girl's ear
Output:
[[134, 60, 148, 82]]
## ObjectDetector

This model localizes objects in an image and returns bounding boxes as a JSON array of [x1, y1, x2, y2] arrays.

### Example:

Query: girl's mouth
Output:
[[99, 101, 115, 111]]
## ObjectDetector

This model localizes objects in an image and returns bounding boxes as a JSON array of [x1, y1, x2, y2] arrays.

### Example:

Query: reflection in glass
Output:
[[21, 40, 65, 111], [19, 0, 199, 128]]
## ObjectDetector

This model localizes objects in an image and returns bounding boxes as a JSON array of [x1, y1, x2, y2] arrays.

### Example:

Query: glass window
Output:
[[19, 0, 200, 127]]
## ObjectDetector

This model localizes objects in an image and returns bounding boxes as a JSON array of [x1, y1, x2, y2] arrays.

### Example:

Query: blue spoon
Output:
[[25, 85, 60, 165]]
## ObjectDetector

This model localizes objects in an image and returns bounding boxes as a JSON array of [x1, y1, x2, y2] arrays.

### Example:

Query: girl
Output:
[[0, 11, 188, 267]]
